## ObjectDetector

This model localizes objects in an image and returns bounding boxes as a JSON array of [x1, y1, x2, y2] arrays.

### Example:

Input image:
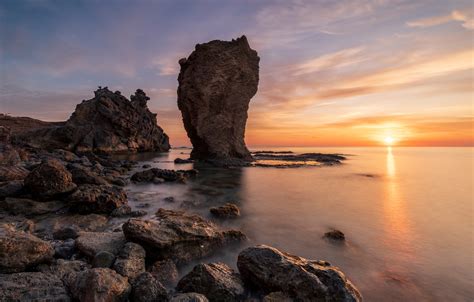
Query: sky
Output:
[[0, 0, 473, 147]]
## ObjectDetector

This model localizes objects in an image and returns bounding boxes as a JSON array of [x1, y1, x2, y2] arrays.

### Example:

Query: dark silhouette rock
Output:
[[237, 245, 362, 302], [177, 35, 259, 162], [67, 268, 131, 302], [122, 209, 246, 264], [0, 225, 55, 273], [15, 87, 170, 153], [68, 184, 128, 214], [323, 229, 346, 241], [210, 203, 240, 218], [131, 272, 168, 302], [0, 272, 71, 301], [176, 262, 245, 302], [24, 160, 77, 199], [174, 157, 193, 164]]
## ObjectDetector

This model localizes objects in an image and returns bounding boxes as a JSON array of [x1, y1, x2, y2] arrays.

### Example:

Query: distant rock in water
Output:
[[177, 35, 259, 162], [13, 87, 170, 153]]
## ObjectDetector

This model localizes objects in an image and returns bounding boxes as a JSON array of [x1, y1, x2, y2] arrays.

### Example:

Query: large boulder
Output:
[[15, 87, 170, 153], [68, 268, 131, 302], [0, 272, 71, 301], [24, 160, 77, 199], [0, 225, 55, 273], [237, 245, 362, 302], [68, 184, 128, 214], [176, 262, 245, 302], [122, 209, 246, 264], [177, 35, 259, 161]]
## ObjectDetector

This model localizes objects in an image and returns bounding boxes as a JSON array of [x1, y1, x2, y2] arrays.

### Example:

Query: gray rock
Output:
[[177, 35, 259, 161], [75, 231, 126, 258], [68, 268, 131, 302], [237, 245, 362, 302], [68, 184, 128, 214], [131, 272, 168, 302], [170, 293, 209, 302], [0, 272, 71, 301], [122, 209, 246, 264], [113, 242, 146, 281], [177, 262, 245, 302], [0, 225, 54, 273], [24, 160, 77, 199], [92, 251, 116, 268]]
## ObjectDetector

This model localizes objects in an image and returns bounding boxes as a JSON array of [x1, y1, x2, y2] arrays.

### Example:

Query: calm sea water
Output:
[[122, 147, 473, 301]]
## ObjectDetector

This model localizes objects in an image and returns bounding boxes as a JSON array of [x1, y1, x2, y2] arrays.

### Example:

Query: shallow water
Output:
[[122, 147, 473, 301]]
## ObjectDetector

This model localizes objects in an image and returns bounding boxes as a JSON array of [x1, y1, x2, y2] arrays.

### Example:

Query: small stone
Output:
[[92, 251, 116, 268], [53, 226, 79, 240], [323, 229, 345, 241], [210, 203, 240, 218], [54, 239, 76, 259], [164, 196, 175, 203]]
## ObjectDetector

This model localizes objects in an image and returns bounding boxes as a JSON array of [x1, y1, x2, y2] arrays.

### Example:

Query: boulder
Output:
[[37, 258, 89, 279], [122, 209, 246, 264], [2, 197, 66, 217], [68, 164, 108, 185], [177, 262, 245, 302], [68, 268, 131, 302], [113, 242, 146, 281], [92, 251, 116, 268], [0, 272, 71, 301], [15, 88, 170, 153], [24, 160, 77, 199], [177, 35, 259, 161], [149, 259, 179, 287], [237, 245, 362, 302], [53, 238, 76, 259], [0, 225, 54, 273], [34, 213, 108, 239], [170, 293, 209, 302], [68, 184, 128, 214], [75, 231, 126, 258], [131, 168, 197, 183], [210, 203, 240, 218], [131, 272, 168, 302]]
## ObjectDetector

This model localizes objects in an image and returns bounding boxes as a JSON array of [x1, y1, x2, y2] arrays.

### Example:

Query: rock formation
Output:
[[14, 87, 170, 153], [177, 35, 259, 161]]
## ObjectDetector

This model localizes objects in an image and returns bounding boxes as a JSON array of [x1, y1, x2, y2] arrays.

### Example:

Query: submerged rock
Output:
[[0, 225, 54, 273], [176, 262, 245, 302], [210, 203, 240, 218], [177, 35, 259, 161], [323, 229, 346, 241], [15, 87, 170, 153], [122, 209, 246, 264], [131, 272, 168, 302], [24, 160, 77, 199], [237, 245, 362, 302], [0, 272, 71, 301]]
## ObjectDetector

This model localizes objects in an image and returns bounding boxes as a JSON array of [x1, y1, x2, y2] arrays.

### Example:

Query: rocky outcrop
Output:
[[176, 262, 245, 302], [177, 35, 259, 161], [67, 268, 131, 302], [122, 209, 246, 264], [14, 87, 170, 153], [24, 160, 77, 199], [0, 272, 71, 301], [237, 245, 362, 302], [0, 225, 54, 273]]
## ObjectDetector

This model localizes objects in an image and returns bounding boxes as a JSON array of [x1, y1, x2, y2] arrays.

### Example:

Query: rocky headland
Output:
[[0, 36, 360, 301]]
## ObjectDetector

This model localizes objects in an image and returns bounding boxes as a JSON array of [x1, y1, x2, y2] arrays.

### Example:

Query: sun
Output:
[[384, 136, 395, 146]]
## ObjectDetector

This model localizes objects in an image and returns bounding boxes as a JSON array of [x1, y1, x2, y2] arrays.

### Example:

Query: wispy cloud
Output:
[[407, 9, 474, 30]]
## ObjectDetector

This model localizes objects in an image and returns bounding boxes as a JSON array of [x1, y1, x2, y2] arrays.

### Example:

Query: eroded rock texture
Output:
[[177, 35, 259, 161], [15, 87, 170, 153]]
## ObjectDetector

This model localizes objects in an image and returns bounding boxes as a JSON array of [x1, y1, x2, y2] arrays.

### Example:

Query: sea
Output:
[[118, 147, 473, 301]]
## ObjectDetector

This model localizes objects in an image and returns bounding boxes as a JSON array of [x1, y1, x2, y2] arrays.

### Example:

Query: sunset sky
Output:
[[1, 0, 473, 147]]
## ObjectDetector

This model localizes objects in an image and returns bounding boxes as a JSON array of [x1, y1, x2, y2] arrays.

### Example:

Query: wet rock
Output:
[[113, 242, 146, 281], [177, 35, 259, 161], [68, 164, 108, 185], [323, 229, 346, 241], [37, 258, 89, 279], [0, 166, 29, 182], [68, 268, 131, 302], [177, 262, 245, 302], [75, 231, 126, 258], [123, 209, 246, 264], [131, 168, 197, 183], [149, 259, 179, 287], [237, 245, 362, 302], [111, 205, 147, 217], [24, 160, 77, 199], [68, 184, 128, 214], [92, 251, 116, 268], [0, 225, 54, 273], [131, 272, 168, 302], [16, 87, 170, 153], [170, 293, 209, 302], [210, 203, 240, 218], [0, 180, 23, 199], [2, 197, 66, 217], [263, 292, 293, 302], [0, 272, 71, 301], [174, 158, 193, 164], [53, 238, 76, 259], [53, 226, 79, 240]]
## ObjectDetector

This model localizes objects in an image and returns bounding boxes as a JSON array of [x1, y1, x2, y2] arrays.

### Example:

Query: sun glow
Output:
[[384, 136, 395, 146]]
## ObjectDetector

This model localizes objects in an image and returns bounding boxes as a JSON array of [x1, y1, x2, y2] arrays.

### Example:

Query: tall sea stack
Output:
[[177, 35, 259, 162]]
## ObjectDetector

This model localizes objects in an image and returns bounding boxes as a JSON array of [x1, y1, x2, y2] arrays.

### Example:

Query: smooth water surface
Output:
[[123, 147, 473, 301]]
